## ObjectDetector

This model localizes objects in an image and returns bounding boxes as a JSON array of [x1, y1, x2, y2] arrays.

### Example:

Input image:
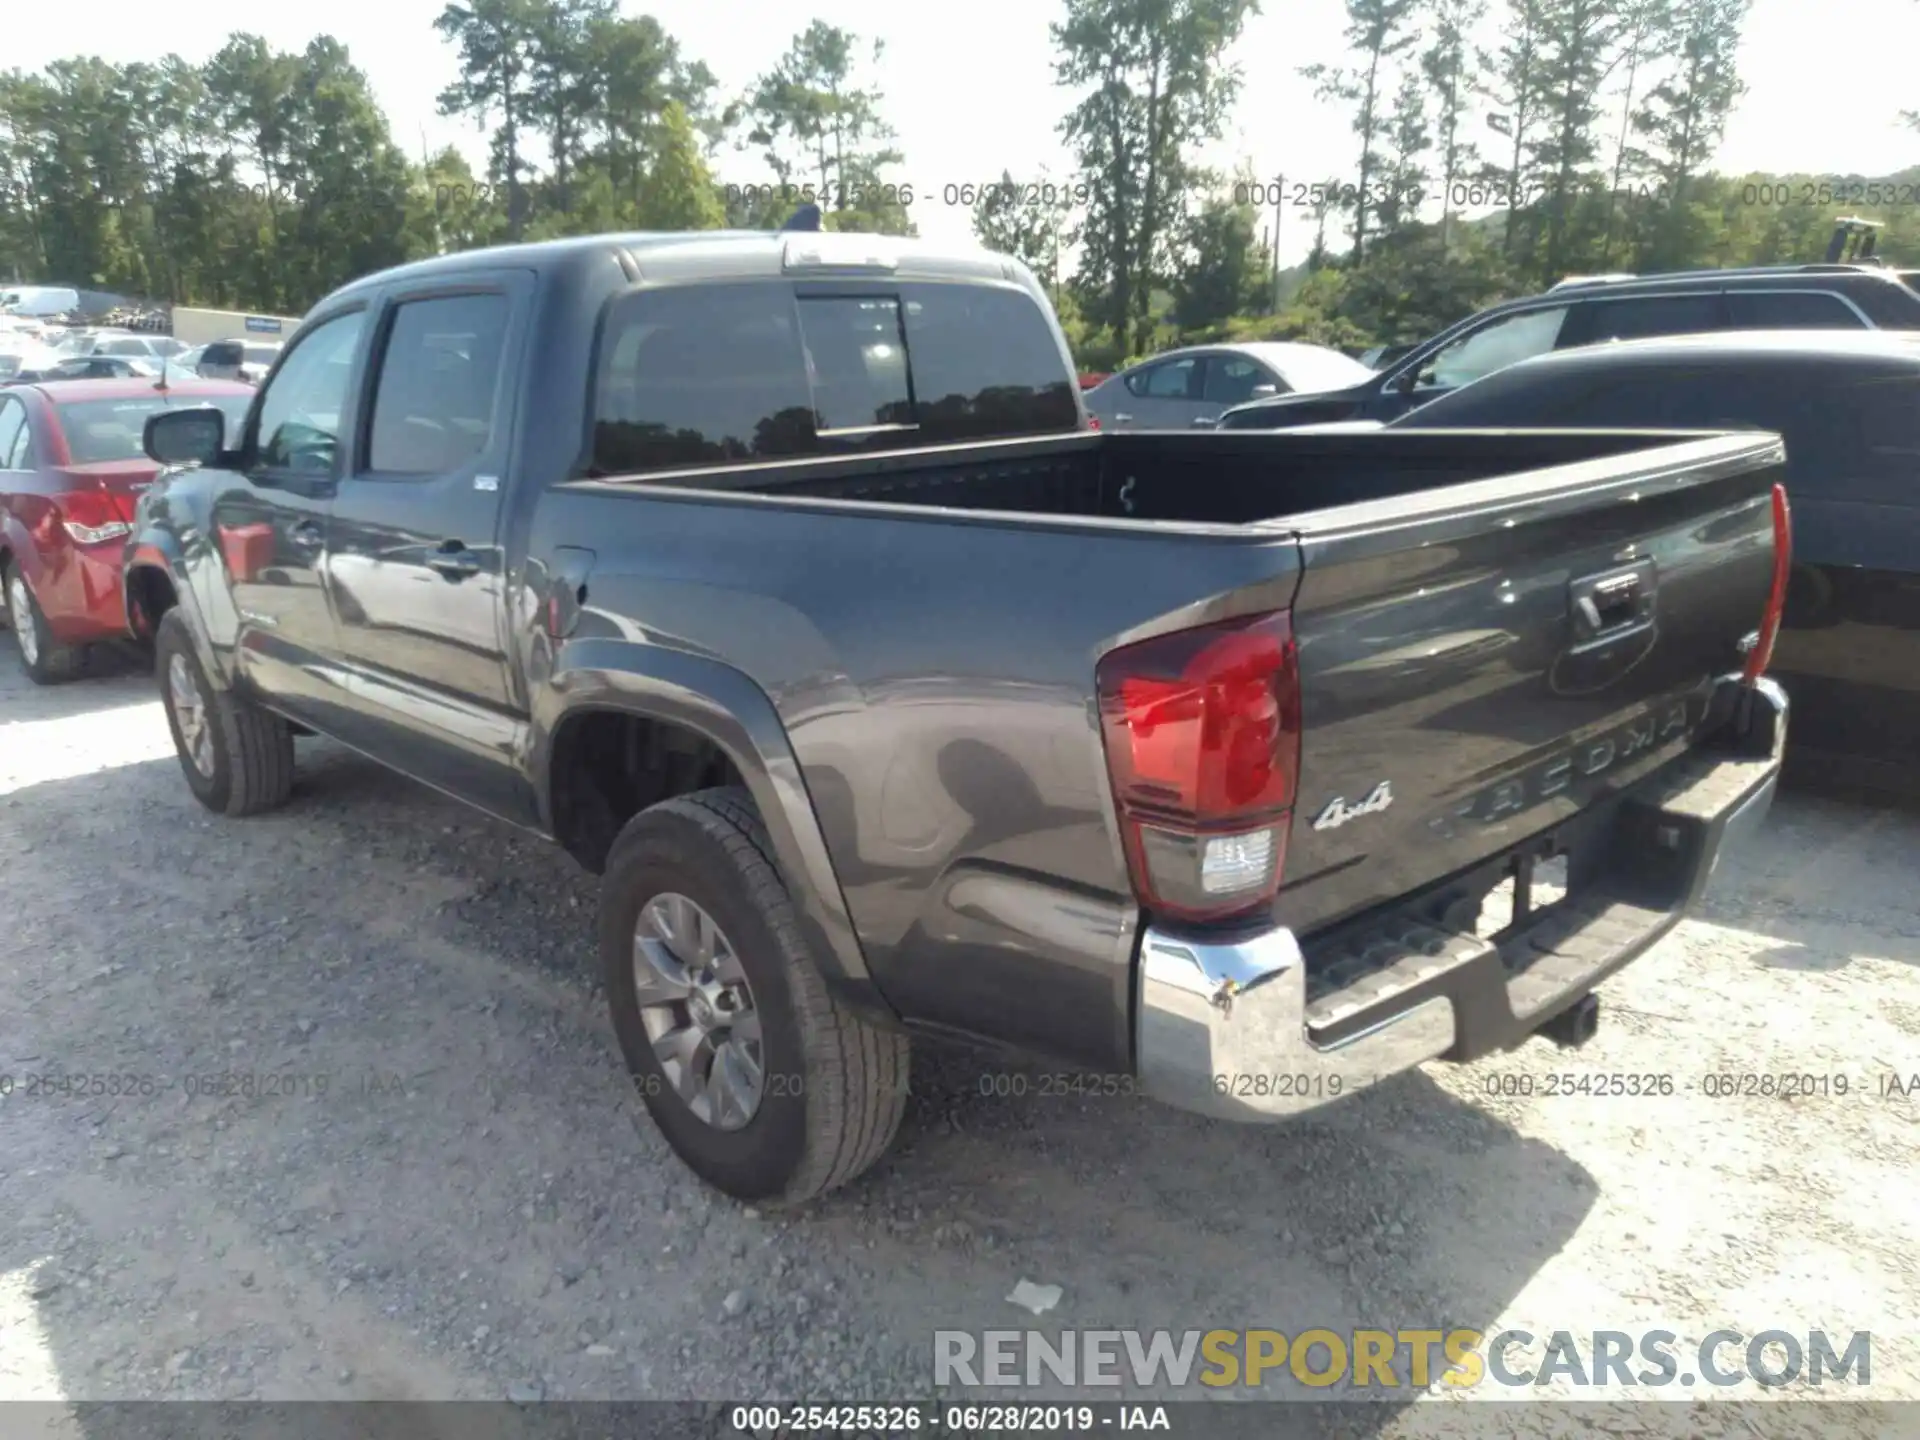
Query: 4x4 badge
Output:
[[1311, 781, 1394, 832]]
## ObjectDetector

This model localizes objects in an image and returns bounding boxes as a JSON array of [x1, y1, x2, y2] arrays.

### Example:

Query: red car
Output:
[[0, 377, 254, 682]]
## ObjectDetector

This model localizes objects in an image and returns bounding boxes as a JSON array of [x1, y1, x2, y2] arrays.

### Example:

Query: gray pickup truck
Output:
[[126, 229, 1790, 1204]]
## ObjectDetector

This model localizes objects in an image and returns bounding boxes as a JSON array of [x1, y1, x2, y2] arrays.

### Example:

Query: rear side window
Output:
[[1579, 294, 1724, 342], [592, 281, 1076, 474], [366, 293, 511, 474], [1725, 291, 1866, 329]]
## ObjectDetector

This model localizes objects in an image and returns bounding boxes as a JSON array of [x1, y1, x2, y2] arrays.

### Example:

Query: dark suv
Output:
[[1217, 264, 1920, 430]]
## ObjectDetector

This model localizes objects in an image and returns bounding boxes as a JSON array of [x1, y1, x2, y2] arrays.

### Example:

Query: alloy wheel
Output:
[[167, 652, 215, 778], [632, 891, 766, 1131], [8, 575, 37, 668]]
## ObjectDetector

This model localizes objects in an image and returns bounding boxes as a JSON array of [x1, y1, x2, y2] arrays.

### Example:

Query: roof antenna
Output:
[[780, 202, 822, 233]]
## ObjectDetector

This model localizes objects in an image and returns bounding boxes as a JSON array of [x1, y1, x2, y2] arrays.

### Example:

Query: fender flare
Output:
[[122, 532, 229, 687], [534, 639, 893, 1021], [1, 511, 49, 590]]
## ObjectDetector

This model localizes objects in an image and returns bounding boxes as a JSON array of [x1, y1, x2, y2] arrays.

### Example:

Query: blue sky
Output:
[[9, 0, 1919, 263]]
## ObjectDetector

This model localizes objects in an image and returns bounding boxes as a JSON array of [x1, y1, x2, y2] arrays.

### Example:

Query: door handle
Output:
[[287, 520, 322, 553], [1112, 412, 1134, 423], [426, 542, 482, 580]]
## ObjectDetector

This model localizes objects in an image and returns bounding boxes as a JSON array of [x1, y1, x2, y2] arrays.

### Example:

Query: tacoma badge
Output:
[[1311, 781, 1394, 832]]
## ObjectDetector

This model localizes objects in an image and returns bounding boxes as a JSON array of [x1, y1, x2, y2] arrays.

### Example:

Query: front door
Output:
[[322, 273, 534, 823], [209, 306, 369, 725]]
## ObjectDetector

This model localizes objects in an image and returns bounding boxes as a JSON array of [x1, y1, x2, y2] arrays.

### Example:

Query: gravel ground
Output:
[[1, 634, 1915, 1435]]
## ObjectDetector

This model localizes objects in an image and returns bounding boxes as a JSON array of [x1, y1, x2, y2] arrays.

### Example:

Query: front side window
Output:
[[366, 293, 510, 474], [253, 310, 365, 473], [1203, 357, 1279, 405], [1419, 307, 1570, 391]]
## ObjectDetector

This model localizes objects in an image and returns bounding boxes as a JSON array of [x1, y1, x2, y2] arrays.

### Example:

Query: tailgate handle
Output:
[[1569, 564, 1655, 646]]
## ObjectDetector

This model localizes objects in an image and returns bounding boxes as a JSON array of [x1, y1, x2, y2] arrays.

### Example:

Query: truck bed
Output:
[[555, 426, 1783, 1069], [597, 426, 1722, 528]]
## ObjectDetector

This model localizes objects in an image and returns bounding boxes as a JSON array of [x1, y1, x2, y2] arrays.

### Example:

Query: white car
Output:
[[1081, 341, 1378, 430]]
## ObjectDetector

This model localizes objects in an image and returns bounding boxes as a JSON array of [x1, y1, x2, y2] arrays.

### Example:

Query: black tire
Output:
[[4, 560, 86, 684], [155, 608, 295, 816], [600, 786, 909, 1205]]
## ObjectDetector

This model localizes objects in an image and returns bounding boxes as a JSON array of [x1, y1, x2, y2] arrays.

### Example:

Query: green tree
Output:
[[1375, 68, 1430, 234], [636, 100, 724, 230], [435, 0, 546, 239], [1054, 0, 1259, 355], [971, 170, 1060, 286], [1634, 0, 1750, 267], [1170, 189, 1270, 331], [1482, 0, 1549, 262], [740, 22, 909, 232], [1421, 0, 1485, 248], [1302, 0, 1421, 261]]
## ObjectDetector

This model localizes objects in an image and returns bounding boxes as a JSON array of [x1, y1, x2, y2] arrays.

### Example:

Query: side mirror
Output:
[[144, 406, 227, 467], [1249, 383, 1279, 400]]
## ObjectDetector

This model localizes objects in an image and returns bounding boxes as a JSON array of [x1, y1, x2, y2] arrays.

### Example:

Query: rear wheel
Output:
[[600, 787, 909, 1204], [155, 609, 295, 815], [4, 563, 85, 684]]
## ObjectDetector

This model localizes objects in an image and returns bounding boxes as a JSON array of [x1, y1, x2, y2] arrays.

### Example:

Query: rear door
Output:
[[1275, 433, 1781, 941], [321, 271, 534, 824], [1118, 354, 1207, 428]]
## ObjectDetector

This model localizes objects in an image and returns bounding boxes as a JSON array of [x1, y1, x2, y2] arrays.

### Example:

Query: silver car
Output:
[[1082, 342, 1378, 430]]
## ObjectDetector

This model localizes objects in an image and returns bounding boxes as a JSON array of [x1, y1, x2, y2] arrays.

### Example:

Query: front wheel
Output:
[[155, 609, 295, 815], [600, 787, 909, 1204]]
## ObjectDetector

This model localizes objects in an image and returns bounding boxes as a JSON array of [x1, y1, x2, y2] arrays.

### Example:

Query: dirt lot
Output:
[[1, 634, 1916, 1433]]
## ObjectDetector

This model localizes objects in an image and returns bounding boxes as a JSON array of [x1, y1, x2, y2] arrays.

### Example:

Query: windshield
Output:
[[56, 395, 252, 464], [1264, 346, 1378, 393]]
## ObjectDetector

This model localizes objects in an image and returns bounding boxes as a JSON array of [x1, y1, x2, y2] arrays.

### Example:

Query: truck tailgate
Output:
[[1276, 432, 1783, 942]]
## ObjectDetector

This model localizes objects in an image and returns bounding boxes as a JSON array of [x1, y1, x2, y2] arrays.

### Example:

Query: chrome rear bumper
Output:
[[1136, 925, 1455, 1121], [1135, 675, 1787, 1123]]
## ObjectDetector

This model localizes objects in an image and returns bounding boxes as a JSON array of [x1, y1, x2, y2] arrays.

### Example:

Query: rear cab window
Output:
[[591, 281, 1077, 475]]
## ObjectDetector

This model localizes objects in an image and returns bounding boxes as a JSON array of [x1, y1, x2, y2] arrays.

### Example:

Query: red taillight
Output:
[[58, 486, 133, 545], [1096, 610, 1302, 922], [1741, 482, 1792, 685]]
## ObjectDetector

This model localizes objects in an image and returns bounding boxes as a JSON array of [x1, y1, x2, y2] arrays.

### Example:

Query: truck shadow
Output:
[[0, 742, 1595, 1423], [1689, 791, 1920, 971]]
